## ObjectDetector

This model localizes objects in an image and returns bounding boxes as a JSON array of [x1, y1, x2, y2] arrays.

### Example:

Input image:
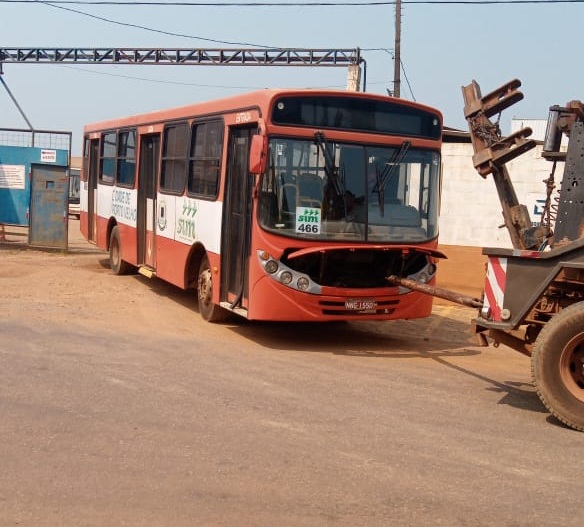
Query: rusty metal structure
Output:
[[461, 79, 548, 250], [388, 79, 584, 432]]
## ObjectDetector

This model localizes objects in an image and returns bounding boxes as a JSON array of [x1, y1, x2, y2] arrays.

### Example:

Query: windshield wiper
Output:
[[378, 141, 411, 195], [374, 163, 385, 216], [315, 131, 344, 196], [370, 141, 411, 217]]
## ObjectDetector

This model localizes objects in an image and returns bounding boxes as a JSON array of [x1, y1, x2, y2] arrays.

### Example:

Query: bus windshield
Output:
[[258, 136, 441, 243]]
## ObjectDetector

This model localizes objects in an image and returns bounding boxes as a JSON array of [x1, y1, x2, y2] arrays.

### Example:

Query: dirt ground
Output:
[[4, 220, 584, 527], [0, 218, 489, 371], [0, 220, 487, 307], [435, 244, 486, 303]]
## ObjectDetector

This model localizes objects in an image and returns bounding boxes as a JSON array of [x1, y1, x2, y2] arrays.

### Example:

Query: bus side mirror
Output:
[[249, 135, 267, 174]]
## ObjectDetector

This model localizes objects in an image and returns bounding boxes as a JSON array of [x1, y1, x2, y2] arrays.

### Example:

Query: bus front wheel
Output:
[[109, 226, 133, 275], [532, 301, 584, 432], [197, 255, 229, 323]]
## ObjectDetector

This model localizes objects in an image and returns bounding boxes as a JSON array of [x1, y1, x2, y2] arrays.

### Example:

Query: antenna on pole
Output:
[[393, 0, 402, 98]]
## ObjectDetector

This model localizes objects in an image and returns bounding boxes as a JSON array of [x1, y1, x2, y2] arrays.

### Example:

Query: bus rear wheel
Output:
[[532, 301, 584, 432], [197, 255, 229, 323], [109, 226, 133, 275]]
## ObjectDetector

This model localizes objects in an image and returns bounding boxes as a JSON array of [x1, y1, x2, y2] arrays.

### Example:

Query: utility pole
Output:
[[393, 0, 401, 98]]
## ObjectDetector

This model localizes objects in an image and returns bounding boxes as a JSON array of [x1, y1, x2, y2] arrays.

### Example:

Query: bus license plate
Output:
[[345, 299, 377, 311]]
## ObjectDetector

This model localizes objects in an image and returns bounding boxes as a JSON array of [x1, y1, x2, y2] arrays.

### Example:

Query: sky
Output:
[[1, 0, 583, 155]]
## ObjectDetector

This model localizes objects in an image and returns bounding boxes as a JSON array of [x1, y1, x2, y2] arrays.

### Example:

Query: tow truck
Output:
[[388, 79, 584, 432]]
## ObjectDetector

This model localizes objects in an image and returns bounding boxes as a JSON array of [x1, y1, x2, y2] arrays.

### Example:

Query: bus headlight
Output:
[[297, 277, 310, 291], [256, 250, 321, 294], [417, 272, 430, 284], [280, 271, 293, 285], [264, 260, 279, 274]]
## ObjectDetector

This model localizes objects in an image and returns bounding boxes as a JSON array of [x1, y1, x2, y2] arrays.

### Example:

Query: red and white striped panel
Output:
[[483, 257, 508, 321]]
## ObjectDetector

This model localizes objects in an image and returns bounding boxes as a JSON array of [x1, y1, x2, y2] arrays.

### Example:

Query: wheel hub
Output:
[[198, 268, 212, 305], [561, 332, 584, 401]]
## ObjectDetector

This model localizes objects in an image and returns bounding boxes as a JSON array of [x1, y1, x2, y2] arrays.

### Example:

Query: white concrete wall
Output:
[[439, 120, 564, 248]]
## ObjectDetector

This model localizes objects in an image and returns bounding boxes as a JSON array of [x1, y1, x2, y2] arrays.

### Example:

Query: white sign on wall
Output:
[[0, 164, 26, 189], [41, 150, 57, 163]]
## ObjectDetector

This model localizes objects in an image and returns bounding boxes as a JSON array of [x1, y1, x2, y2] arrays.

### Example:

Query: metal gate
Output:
[[29, 163, 69, 249]]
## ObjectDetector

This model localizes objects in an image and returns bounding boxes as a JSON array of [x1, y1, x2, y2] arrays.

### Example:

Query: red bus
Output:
[[80, 89, 443, 322]]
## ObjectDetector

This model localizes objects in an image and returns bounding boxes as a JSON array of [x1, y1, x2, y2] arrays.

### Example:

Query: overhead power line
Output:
[[3, 0, 584, 4], [36, 0, 271, 46]]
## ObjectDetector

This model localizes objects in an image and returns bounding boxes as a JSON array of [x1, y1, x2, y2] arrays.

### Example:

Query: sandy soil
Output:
[[435, 244, 486, 303], [0, 220, 487, 308]]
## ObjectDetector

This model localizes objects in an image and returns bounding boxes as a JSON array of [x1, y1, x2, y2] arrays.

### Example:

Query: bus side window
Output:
[[116, 129, 136, 187], [160, 122, 188, 194], [188, 120, 223, 198], [100, 131, 116, 184]]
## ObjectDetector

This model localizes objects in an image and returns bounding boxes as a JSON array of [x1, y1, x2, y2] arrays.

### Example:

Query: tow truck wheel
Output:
[[197, 255, 230, 323], [532, 302, 584, 432]]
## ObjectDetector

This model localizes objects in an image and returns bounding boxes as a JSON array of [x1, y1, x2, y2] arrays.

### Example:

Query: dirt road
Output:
[[1, 220, 581, 527]]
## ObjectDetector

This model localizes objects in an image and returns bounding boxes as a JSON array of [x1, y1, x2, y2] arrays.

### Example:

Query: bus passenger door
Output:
[[87, 139, 99, 243], [221, 126, 254, 311], [137, 134, 160, 269]]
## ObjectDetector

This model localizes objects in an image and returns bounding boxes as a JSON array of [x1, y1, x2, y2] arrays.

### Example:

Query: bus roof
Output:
[[83, 88, 443, 133]]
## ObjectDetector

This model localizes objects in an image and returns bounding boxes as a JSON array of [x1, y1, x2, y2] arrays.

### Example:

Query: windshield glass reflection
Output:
[[258, 137, 440, 243]]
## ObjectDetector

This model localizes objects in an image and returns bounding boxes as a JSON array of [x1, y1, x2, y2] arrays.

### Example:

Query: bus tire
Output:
[[109, 226, 133, 276], [197, 255, 229, 323], [531, 301, 584, 432]]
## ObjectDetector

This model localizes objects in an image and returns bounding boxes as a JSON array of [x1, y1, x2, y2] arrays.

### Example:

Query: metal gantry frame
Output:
[[0, 46, 366, 132], [0, 47, 362, 68]]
